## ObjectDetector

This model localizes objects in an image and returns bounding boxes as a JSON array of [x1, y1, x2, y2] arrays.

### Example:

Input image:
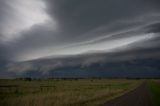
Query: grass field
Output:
[[148, 80, 160, 106], [0, 79, 141, 106]]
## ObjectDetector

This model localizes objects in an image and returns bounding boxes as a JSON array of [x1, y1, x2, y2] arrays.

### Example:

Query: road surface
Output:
[[102, 82, 152, 106]]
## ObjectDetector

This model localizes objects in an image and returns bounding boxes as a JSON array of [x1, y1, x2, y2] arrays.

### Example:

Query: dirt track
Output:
[[102, 82, 152, 106]]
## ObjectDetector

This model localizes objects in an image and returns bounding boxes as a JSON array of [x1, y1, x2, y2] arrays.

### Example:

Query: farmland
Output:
[[0, 79, 140, 106]]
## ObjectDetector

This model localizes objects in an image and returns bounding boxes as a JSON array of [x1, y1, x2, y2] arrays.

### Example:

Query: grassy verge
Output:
[[148, 80, 160, 106], [72, 80, 141, 106]]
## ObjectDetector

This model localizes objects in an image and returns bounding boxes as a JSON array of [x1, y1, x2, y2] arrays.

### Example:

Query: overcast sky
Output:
[[0, 0, 160, 78]]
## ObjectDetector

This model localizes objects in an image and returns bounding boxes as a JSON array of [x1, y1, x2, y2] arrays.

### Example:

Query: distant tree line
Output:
[[15, 77, 32, 81], [14, 77, 160, 81]]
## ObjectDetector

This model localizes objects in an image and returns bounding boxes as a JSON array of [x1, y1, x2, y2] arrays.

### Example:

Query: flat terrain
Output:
[[0, 79, 140, 106], [1, 79, 160, 106], [102, 82, 152, 106]]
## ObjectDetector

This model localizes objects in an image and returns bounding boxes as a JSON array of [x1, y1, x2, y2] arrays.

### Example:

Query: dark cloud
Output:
[[0, 0, 160, 78], [46, 0, 159, 38], [147, 23, 160, 33], [0, 43, 11, 65]]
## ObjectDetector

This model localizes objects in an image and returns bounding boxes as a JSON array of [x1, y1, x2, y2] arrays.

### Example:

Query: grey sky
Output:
[[0, 0, 160, 77]]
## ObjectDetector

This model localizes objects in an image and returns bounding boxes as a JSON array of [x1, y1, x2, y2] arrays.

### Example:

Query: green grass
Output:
[[0, 79, 141, 106], [148, 80, 160, 106]]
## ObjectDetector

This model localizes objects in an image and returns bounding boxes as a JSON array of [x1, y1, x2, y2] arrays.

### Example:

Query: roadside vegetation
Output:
[[0, 79, 140, 106], [148, 80, 160, 106]]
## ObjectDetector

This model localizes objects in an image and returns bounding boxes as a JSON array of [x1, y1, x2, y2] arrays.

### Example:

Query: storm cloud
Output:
[[0, 0, 160, 78]]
